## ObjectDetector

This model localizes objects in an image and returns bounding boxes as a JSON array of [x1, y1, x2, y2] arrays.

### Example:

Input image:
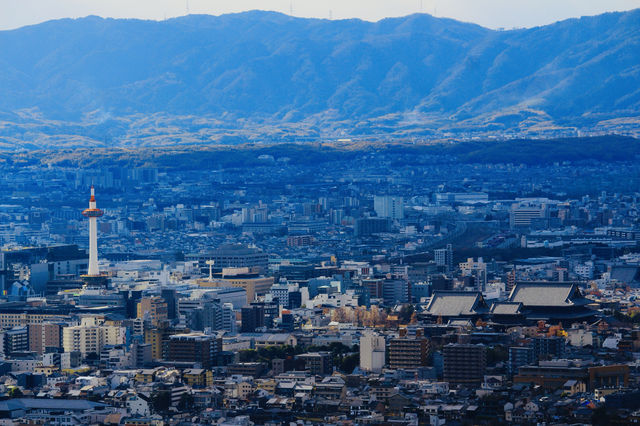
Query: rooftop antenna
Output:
[[290, 1, 293, 15], [329, 9, 332, 20], [186, 0, 189, 15], [206, 260, 215, 281]]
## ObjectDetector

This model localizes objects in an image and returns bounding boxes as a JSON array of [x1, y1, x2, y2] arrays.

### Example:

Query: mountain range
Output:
[[0, 10, 639, 148]]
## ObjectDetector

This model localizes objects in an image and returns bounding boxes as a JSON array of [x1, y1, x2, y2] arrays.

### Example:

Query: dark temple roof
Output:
[[508, 282, 588, 307], [425, 291, 489, 317]]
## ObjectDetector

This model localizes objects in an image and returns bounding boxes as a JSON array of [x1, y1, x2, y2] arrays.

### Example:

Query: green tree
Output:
[[177, 392, 194, 411], [398, 304, 415, 323], [338, 353, 360, 374], [486, 345, 509, 365], [8, 387, 22, 398], [151, 390, 171, 414]]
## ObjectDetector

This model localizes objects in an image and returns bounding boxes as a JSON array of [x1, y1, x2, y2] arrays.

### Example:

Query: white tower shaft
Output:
[[88, 215, 99, 275], [82, 186, 103, 277]]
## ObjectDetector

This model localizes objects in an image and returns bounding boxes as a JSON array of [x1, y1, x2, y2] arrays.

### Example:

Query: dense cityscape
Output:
[[0, 149, 638, 425], [2, 1, 640, 425]]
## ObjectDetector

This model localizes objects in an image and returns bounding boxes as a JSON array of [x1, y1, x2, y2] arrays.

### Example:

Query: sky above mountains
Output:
[[2, 0, 639, 30]]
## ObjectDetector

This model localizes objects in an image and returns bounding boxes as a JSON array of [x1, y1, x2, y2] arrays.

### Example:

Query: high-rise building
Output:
[[552, 267, 569, 282], [297, 352, 333, 375], [62, 324, 125, 356], [280, 310, 294, 331], [28, 323, 63, 354], [388, 331, 430, 370], [443, 344, 487, 385], [186, 299, 236, 334], [199, 268, 274, 302], [506, 268, 516, 293], [508, 346, 535, 376], [459, 258, 487, 292], [429, 274, 453, 292], [164, 333, 222, 368], [374, 195, 404, 220], [354, 218, 391, 237], [510, 201, 548, 229], [382, 279, 410, 305], [360, 333, 386, 373], [269, 283, 292, 308], [240, 305, 265, 333], [144, 324, 172, 361], [161, 289, 178, 320], [531, 336, 566, 360], [137, 296, 168, 326], [434, 244, 453, 273], [188, 244, 269, 274], [131, 341, 152, 368], [250, 301, 279, 328], [1, 326, 28, 356]]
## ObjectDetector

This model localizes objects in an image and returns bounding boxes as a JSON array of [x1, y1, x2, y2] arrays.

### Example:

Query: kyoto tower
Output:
[[81, 186, 107, 286]]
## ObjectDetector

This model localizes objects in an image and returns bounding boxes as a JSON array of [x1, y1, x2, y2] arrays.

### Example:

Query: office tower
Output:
[[288, 291, 302, 309], [443, 344, 487, 386], [144, 323, 173, 361], [28, 323, 62, 354], [430, 275, 453, 291], [374, 195, 404, 220], [363, 278, 384, 299], [164, 333, 222, 368], [552, 267, 568, 282], [297, 352, 333, 375], [388, 331, 430, 370], [161, 289, 178, 319], [354, 218, 391, 237], [510, 201, 548, 229], [382, 279, 410, 305], [137, 296, 169, 326], [434, 244, 453, 272], [187, 300, 236, 334], [131, 341, 153, 368], [508, 346, 535, 376], [1, 326, 28, 356], [62, 324, 125, 356], [221, 303, 237, 334], [200, 268, 274, 302], [241, 305, 265, 333], [269, 283, 291, 307], [531, 336, 566, 360], [506, 268, 516, 293], [360, 333, 386, 373], [459, 257, 487, 292], [330, 208, 344, 225], [250, 301, 279, 328], [189, 244, 269, 274], [280, 310, 294, 331]]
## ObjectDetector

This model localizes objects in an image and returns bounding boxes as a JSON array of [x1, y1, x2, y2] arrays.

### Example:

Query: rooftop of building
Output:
[[508, 282, 588, 307], [425, 291, 489, 317]]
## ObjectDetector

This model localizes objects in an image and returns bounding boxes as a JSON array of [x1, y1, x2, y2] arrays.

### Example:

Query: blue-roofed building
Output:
[[0, 398, 113, 423]]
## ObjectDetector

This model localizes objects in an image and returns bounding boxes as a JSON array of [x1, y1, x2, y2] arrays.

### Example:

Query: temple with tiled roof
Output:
[[422, 291, 490, 322], [506, 281, 597, 323]]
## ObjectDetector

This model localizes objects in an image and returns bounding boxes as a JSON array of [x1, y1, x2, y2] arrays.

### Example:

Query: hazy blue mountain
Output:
[[0, 10, 638, 146]]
